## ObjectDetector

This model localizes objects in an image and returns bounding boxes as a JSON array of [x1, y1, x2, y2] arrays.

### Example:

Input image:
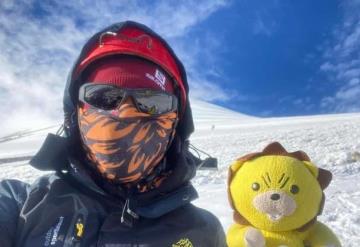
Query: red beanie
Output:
[[83, 56, 174, 93]]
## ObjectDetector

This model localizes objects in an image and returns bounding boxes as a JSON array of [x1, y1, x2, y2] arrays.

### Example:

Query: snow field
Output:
[[0, 104, 359, 246], [191, 113, 360, 246]]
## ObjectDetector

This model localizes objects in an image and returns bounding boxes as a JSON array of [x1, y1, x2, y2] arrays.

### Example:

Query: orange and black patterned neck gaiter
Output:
[[78, 100, 177, 187]]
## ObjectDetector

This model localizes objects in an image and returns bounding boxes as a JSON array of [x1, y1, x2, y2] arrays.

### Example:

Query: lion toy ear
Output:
[[228, 152, 260, 187], [229, 151, 265, 173], [303, 161, 319, 178], [303, 161, 332, 190], [229, 159, 244, 173]]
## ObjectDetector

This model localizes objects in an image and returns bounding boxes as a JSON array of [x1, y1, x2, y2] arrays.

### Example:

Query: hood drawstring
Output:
[[56, 124, 65, 136], [121, 198, 139, 227], [188, 143, 218, 170]]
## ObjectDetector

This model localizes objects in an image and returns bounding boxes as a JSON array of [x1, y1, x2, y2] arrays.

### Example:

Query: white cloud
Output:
[[252, 10, 276, 37], [168, 30, 248, 102], [349, 78, 360, 86], [320, 0, 360, 112], [253, 15, 272, 36], [0, 0, 230, 136]]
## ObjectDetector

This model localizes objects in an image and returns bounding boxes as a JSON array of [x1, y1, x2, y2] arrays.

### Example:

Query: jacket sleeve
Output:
[[211, 215, 227, 247], [194, 205, 227, 247], [0, 179, 29, 247], [215, 225, 227, 247]]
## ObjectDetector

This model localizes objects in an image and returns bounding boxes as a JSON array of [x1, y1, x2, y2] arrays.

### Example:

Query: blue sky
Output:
[[201, 1, 341, 116], [0, 0, 359, 133], [183, 0, 359, 116]]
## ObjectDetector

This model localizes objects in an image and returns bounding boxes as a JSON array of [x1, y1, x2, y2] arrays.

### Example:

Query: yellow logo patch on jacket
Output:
[[172, 238, 193, 247]]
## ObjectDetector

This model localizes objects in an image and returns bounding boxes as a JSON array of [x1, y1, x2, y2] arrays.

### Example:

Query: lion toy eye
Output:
[[290, 185, 299, 194], [252, 182, 260, 191]]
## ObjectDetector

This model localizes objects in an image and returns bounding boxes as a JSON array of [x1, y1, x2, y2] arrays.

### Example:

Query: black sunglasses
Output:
[[79, 83, 178, 115]]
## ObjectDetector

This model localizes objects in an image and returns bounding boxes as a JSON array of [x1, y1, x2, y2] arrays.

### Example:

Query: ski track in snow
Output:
[[1, 109, 360, 246]]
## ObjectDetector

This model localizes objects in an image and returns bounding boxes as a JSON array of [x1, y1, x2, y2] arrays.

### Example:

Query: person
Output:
[[0, 21, 226, 246]]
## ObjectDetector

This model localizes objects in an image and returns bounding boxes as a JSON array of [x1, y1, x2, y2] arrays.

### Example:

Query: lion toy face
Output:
[[228, 142, 332, 232]]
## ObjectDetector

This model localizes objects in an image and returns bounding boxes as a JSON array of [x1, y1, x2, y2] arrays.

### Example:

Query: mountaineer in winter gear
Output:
[[0, 21, 226, 246]]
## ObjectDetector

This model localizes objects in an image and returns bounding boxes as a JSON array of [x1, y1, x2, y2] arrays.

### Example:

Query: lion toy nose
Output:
[[270, 193, 281, 201]]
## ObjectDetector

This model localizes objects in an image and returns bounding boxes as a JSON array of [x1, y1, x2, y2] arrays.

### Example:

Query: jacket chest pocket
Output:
[[17, 194, 104, 247]]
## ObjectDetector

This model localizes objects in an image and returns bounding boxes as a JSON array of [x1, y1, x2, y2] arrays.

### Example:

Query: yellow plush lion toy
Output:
[[227, 142, 341, 247]]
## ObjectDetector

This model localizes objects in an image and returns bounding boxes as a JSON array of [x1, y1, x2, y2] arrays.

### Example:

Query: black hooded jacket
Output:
[[0, 21, 226, 247]]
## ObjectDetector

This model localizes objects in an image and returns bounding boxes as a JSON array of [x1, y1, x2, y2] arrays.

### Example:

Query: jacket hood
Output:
[[63, 21, 194, 142], [30, 21, 199, 218]]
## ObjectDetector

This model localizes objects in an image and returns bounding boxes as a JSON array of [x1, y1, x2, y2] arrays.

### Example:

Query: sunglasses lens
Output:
[[83, 84, 123, 110], [81, 84, 177, 114], [135, 91, 176, 115]]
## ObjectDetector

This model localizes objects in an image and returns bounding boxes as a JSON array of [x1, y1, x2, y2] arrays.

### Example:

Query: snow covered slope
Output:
[[1, 100, 359, 246], [190, 99, 257, 129]]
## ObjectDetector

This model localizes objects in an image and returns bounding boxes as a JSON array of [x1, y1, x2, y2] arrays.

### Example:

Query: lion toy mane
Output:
[[227, 142, 341, 247]]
